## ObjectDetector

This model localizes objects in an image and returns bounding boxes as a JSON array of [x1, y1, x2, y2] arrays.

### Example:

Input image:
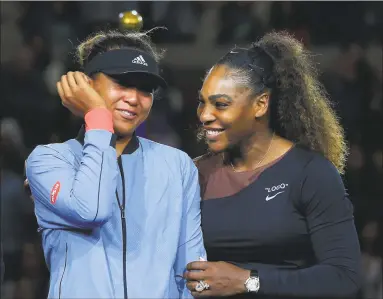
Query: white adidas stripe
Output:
[[132, 55, 148, 66]]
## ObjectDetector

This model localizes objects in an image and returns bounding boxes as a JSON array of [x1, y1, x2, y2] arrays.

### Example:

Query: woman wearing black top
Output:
[[184, 32, 361, 298]]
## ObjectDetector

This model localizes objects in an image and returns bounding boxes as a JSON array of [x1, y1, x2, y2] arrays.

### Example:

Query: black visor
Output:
[[84, 48, 167, 90]]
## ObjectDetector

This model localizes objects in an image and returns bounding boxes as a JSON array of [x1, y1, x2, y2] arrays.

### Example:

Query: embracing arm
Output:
[[252, 157, 362, 298]]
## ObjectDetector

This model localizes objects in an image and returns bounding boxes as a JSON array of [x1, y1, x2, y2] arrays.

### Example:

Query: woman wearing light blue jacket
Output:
[[25, 29, 206, 299]]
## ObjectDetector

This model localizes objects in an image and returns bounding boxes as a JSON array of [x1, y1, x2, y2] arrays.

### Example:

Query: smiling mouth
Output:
[[205, 128, 225, 139], [117, 109, 137, 119]]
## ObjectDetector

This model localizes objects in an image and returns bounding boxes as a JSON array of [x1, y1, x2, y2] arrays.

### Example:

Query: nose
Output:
[[198, 105, 216, 124], [121, 88, 139, 106]]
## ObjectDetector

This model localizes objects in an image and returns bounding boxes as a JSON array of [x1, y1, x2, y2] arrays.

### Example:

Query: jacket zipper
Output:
[[117, 157, 128, 299], [58, 243, 68, 299]]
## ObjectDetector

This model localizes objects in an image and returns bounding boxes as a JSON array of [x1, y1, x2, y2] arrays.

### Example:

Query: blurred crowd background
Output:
[[1, 1, 382, 299]]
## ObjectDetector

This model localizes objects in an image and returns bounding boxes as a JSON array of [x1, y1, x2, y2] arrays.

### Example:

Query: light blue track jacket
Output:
[[26, 127, 206, 299]]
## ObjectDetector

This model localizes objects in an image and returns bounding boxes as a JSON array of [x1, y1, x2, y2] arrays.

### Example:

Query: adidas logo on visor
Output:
[[132, 55, 148, 66]]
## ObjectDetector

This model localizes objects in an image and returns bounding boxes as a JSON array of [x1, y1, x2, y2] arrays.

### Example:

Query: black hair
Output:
[[211, 31, 348, 173]]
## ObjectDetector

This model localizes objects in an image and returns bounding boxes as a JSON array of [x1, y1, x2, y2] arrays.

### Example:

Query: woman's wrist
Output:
[[85, 108, 114, 133], [234, 268, 251, 293]]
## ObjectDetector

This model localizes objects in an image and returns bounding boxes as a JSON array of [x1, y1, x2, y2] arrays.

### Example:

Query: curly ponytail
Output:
[[255, 31, 347, 173], [215, 31, 348, 173]]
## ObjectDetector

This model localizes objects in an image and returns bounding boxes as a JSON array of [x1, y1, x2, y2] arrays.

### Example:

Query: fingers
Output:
[[83, 73, 91, 83], [184, 261, 209, 281], [23, 179, 34, 202], [186, 281, 199, 291], [24, 179, 31, 195], [57, 82, 66, 102], [191, 289, 213, 297], [59, 72, 90, 97], [57, 71, 100, 117], [74, 71, 90, 87], [57, 72, 82, 106], [67, 71, 78, 90], [186, 261, 209, 271], [183, 270, 206, 281], [61, 74, 72, 99], [57, 81, 73, 112], [187, 281, 212, 297]]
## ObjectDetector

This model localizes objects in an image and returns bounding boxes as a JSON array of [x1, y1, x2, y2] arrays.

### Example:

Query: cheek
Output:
[[225, 109, 254, 134], [140, 96, 154, 113], [196, 107, 202, 119], [96, 87, 119, 107], [106, 90, 121, 105], [218, 109, 244, 127]]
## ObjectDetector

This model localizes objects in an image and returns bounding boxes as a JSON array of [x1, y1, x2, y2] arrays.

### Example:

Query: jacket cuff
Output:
[[85, 108, 114, 133]]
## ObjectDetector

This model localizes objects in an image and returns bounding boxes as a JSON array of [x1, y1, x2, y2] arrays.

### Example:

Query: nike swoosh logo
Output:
[[230, 50, 238, 54], [265, 191, 285, 201]]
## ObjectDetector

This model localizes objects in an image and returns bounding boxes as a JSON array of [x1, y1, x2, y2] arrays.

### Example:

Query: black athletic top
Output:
[[0, 243, 3, 283], [195, 146, 361, 298]]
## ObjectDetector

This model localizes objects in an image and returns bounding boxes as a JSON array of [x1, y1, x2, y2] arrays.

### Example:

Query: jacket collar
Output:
[[75, 125, 139, 155]]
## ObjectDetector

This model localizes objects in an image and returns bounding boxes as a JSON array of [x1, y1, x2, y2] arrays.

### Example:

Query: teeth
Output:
[[206, 130, 223, 136], [121, 110, 135, 116]]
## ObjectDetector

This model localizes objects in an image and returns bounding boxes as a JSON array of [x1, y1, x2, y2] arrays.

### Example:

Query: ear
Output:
[[252, 92, 270, 118]]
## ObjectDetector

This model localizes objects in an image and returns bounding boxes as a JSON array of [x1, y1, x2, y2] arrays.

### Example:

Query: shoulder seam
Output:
[[29, 144, 74, 166], [193, 153, 212, 163]]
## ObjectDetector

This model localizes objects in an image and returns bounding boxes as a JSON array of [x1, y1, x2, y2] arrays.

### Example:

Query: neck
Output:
[[116, 135, 132, 157], [226, 129, 274, 172]]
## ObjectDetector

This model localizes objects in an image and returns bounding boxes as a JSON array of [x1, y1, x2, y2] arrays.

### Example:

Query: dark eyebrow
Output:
[[208, 94, 233, 102], [198, 91, 233, 102]]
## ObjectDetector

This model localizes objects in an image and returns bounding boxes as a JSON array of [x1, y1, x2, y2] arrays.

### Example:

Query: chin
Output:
[[207, 140, 227, 154], [113, 124, 136, 137], [116, 116, 146, 134]]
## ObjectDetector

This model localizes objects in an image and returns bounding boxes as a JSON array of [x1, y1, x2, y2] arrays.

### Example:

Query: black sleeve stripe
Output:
[[93, 152, 104, 222], [110, 134, 117, 148]]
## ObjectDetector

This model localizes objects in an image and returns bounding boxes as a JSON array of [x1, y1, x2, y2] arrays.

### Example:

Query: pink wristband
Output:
[[85, 108, 114, 133]]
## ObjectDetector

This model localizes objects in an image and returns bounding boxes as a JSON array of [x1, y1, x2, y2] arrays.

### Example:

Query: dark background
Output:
[[1, 1, 382, 298]]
